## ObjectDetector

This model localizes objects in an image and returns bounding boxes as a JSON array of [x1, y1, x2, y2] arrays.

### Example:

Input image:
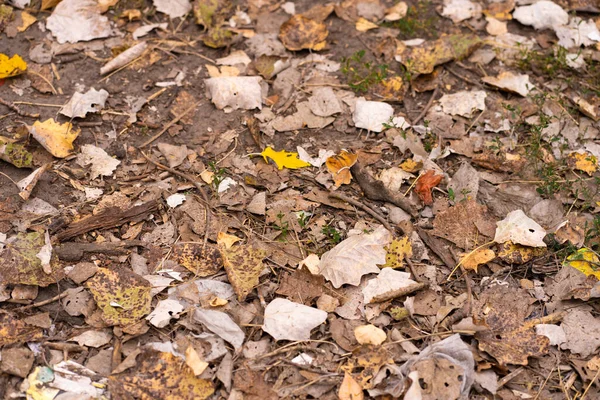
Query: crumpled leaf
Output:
[[382, 237, 412, 269], [442, 0, 482, 23], [459, 249, 495, 272], [0, 53, 26, 79], [432, 199, 497, 249], [342, 345, 394, 389], [260, 146, 311, 170], [564, 248, 600, 280], [318, 226, 392, 288], [354, 324, 386, 345], [513, 0, 568, 30], [204, 76, 262, 110], [171, 242, 223, 276], [194, 308, 245, 350], [326, 150, 358, 187], [0, 312, 43, 346], [497, 241, 546, 264], [474, 285, 550, 365], [218, 242, 267, 301], [76, 144, 121, 180], [362, 268, 421, 303], [46, 0, 112, 44], [60, 88, 109, 118], [28, 118, 81, 158], [0, 135, 33, 168], [560, 309, 600, 357], [415, 170, 443, 206], [567, 151, 598, 175], [494, 209, 547, 248], [262, 298, 328, 341], [439, 90, 487, 118], [108, 349, 214, 399], [86, 267, 152, 326], [353, 98, 394, 133], [193, 0, 233, 28], [279, 14, 328, 51], [0, 231, 64, 287], [146, 299, 184, 328], [395, 34, 481, 75]]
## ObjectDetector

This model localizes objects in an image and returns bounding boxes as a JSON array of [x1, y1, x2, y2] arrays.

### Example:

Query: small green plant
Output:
[[585, 214, 600, 249], [322, 225, 342, 245], [208, 161, 227, 190], [273, 212, 290, 240], [448, 188, 455, 202], [341, 50, 389, 93], [296, 211, 311, 229]]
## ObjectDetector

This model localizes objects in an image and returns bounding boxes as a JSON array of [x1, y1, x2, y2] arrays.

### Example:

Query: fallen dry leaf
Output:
[[262, 298, 328, 341], [382, 237, 412, 269], [326, 150, 358, 187], [494, 209, 547, 248], [171, 242, 223, 276], [0, 312, 43, 347], [497, 241, 546, 264], [567, 151, 598, 175], [339, 372, 364, 400], [354, 324, 387, 345], [260, 146, 311, 170], [28, 119, 81, 158], [342, 345, 394, 389], [415, 170, 443, 206], [0, 53, 27, 79], [219, 243, 267, 301], [279, 14, 328, 51], [564, 248, 600, 280], [460, 249, 496, 272]]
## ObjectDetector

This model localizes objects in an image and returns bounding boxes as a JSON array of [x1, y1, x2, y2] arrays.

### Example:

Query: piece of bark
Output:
[[416, 227, 455, 269], [54, 201, 159, 242], [55, 241, 148, 262], [350, 162, 418, 217]]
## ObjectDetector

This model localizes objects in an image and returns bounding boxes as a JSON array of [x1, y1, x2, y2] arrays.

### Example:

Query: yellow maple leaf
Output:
[[564, 248, 600, 280], [568, 152, 598, 176], [260, 146, 311, 170], [28, 119, 81, 158], [459, 248, 496, 272], [0, 54, 27, 79]]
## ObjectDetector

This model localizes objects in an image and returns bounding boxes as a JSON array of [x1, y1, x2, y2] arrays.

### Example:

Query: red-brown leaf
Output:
[[415, 170, 443, 205]]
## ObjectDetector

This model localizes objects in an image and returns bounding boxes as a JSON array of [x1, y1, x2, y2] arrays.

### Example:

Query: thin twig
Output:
[[27, 69, 58, 94], [138, 150, 211, 248], [328, 192, 394, 232], [412, 87, 439, 125], [138, 101, 200, 147], [445, 66, 482, 87], [0, 98, 40, 118], [15, 287, 84, 312], [534, 368, 555, 400]]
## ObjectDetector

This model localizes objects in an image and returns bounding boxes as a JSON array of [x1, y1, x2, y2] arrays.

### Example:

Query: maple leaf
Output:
[[415, 170, 443, 205], [326, 150, 358, 187], [318, 226, 392, 288], [260, 146, 311, 170]]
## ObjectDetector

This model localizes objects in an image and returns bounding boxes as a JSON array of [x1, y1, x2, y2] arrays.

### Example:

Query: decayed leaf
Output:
[[0, 135, 33, 168], [318, 226, 392, 288], [564, 248, 600, 280], [108, 349, 214, 399], [513, 0, 568, 30], [260, 147, 311, 170], [481, 71, 533, 97], [0, 53, 26, 79], [0, 231, 64, 287], [342, 345, 394, 389], [362, 268, 422, 303], [219, 243, 267, 301], [439, 90, 487, 118], [382, 237, 412, 269], [262, 298, 328, 341], [442, 0, 482, 22], [193, 308, 245, 350], [60, 88, 109, 118], [46, 0, 112, 44], [0, 312, 43, 346], [146, 299, 184, 328], [326, 150, 358, 187], [279, 14, 328, 51], [76, 144, 121, 180], [560, 309, 600, 357], [171, 243, 223, 276], [494, 209, 547, 248], [384, 2, 408, 21], [339, 372, 364, 400], [86, 267, 152, 326], [395, 34, 481, 75], [17, 164, 50, 201], [193, 0, 233, 28], [415, 170, 443, 206], [567, 152, 598, 175], [353, 98, 394, 133], [497, 241, 546, 264], [354, 324, 387, 345], [28, 119, 81, 158], [205, 76, 262, 111], [474, 285, 549, 365], [459, 249, 496, 272]]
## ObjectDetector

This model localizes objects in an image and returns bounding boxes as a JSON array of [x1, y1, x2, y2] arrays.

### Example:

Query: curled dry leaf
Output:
[[326, 150, 358, 187], [279, 14, 328, 51], [339, 372, 364, 400], [0, 312, 43, 347], [415, 170, 443, 206], [262, 298, 328, 341], [459, 249, 496, 272]]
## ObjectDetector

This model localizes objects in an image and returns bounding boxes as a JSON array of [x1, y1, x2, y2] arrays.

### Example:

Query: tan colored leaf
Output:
[[432, 199, 497, 249], [86, 267, 152, 326], [108, 349, 214, 399], [28, 118, 81, 158], [0, 231, 64, 287], [341, 345, 394, 389], [459, 249, 496, 272], [355, 17, 378, 32], [279, 15, 328, 51], [326, 150, 358, 188], [354, 325, 387, 345], [0, 313, 43, 346], [219, 243, 267, 301], [339, 372, 364, 400], [171, 243, 223, 276]]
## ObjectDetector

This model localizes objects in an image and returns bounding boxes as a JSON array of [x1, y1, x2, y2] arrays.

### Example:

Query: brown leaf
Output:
[[0, 313, 43, 347], [326, 150, 358, 188], [432, 199, 497, 249], [341, 345, 394, 389], [473, 285, 549, 365], [233, 370, 277, 400], [171, 242, 223, 276], [219, 243, 267, 302], [275, 268, 326, 305], [279, 15, 328, 51], [414, 170, 443, 206]]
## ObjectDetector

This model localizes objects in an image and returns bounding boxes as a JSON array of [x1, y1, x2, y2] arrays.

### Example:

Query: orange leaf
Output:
[[415, 170, 442, 205], [326, 150, 358, 188]]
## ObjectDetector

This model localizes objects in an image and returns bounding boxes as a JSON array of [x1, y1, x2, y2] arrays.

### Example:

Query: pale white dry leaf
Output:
[[69, 330, 112, 348], [494, 209, 547, 247], [513, 1, 568, 30], [166, 193, 186, 208], [101, 42, 148, 75], [560, 310, 600, 357], [299, 254, 321, 274], [353, 98, 394, 132], [216, 50, 252, 66], [17, 164, 49, 201], [47, 0, 112, 44], [439, 90, 487, 118], [536, 324, 567, 346], [378, 167, 413, 192], [555, 17, 600, 48], [132, 23, 168, 40], [442, 0, 482, 23], [205, 76, 263, 111], [482, 72, 533, 97], [474, 370, 498, 395], [8, 0, 31, 9], [146, 299, 184, 328], [354, 324, 387, 345], [486, 17, 507, 36], [297, 146, 336, 168], [194, 308, 245, 350], [76, 144, 120, 180], [308, 87, 342, 117], [36, 231, 53, 275], [262, 298, 327, 341], [157, 142, 188, 168], [385, 2, 408, 21], [144, 275, 175, 297], [60, 88, 109, 119], [185, 346, 209, 376], [319, 226, 392, 288], [153, 0, 191, 18], [362, 268, 420, 304]]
